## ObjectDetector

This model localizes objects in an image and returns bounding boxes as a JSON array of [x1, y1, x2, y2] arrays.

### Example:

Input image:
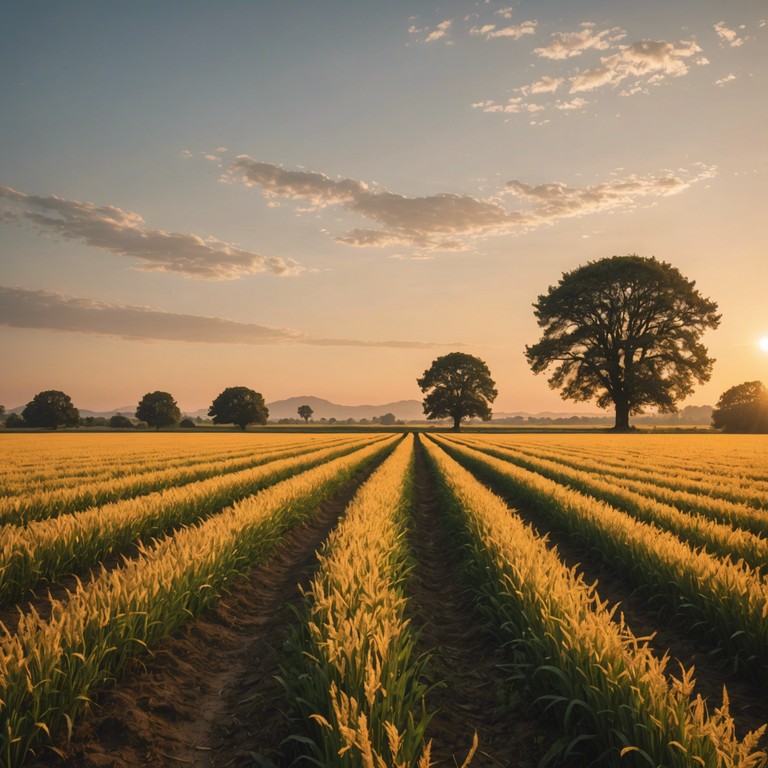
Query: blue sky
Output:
[[1, 1, 766, 412]]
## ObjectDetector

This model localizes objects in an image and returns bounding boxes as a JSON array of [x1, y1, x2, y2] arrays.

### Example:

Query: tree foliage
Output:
[[136, 391, 181, 430], [379, 412, 397, 426], [22, 390, 80, 429], [298, 404, 313, 423], [417, 352, 497, 431], [712, 381, 768, 433], [208, 386, 269, 430], [5, 413, 24, 428], [525, 255, 720, 431], [109, 414, 133, 429]]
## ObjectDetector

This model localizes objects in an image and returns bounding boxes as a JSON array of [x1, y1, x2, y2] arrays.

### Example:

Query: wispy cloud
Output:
[[470, 20, 537, 40], [534, 24, 626, 59], [569, 39, 703, 93], [226, 158, 715, 253], [0, 286, 448, 349], [409, 19, 453, 44], [715, 73, 736, 86], [714, 21, 745, 47], [0, 185, 301, 280]]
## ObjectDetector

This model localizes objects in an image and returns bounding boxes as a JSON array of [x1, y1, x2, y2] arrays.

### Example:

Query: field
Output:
[[1, 432, 767, 768]]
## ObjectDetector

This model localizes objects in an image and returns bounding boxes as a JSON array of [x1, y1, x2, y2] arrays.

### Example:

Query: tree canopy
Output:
[[417, 352, 497, 431], [136, 391, 181, 430], [298, 404, 313, 423], [525, 255, 720, 431], [712, 381, 768, 433], [109, 414, 133, 429], [22, 390, 80, 429], [209, 386, 269, 430]]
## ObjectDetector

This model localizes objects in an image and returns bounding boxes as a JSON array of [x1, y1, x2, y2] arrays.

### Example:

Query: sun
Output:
[[760, 337, 768, 353]]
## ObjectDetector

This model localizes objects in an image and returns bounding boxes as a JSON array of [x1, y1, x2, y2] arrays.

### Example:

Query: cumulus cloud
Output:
[[0, 184, 301, 280], [0, 286, 446, 349], [527, 75, 564, 94], [714, 22, 745, 47], [534, 25, 626, 59], [470, 20, 537, 40], [226, 158, 715, 252], [569, 39, 702, 93]]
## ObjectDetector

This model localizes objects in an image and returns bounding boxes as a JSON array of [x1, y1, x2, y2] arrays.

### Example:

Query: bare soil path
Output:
[[31, 455, 387, 768], [406, 437, 559, 767], [451, 450, 768, 745]]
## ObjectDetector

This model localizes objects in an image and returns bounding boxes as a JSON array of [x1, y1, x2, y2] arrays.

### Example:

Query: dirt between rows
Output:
[[407, 437, 560, 768], [458, 453, 768, 745], [31, 456, 387, 768]]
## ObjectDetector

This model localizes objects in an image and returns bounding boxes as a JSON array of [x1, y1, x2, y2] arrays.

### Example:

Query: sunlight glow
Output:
[[759, 337, 768, 353]]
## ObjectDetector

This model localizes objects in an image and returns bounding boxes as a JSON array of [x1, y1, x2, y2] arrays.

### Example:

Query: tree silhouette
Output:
[[209, 386, 269, 430], [417, 352, 497, 431], [136, 391, 181, 430], [298, 404, 313, 423], [22, 390, 80, 429], [526, 255, 720, 431], [712, 381, 768, 433]]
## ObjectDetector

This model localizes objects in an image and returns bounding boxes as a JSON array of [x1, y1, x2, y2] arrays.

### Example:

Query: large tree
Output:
[[417, 352, 497, 431], [209, 386, 269, 430], [136, 391, 181, 430], [22, 390, 80, 429], [712, 381, 768, 433], [525, 255, 720, 431]]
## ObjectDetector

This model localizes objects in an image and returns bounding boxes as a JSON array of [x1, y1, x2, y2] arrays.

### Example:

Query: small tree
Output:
[[298, 404, 313, 423], [110, 414, 134, 429], [22, 390, 80, 429], [379, 412, 397, 426], [712, 381, 768, 433], [526, 255, 720, 431], [5, 412, 24, 428], [0, 405, 5, 420], [417, 352, 498, 431], [179, 418, 196, 429], [136, 391, 181, 431], [209, 386, 269, 430]]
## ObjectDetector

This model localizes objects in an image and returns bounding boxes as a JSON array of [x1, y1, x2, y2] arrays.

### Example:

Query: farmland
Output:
[[1, 432, 767, 767]]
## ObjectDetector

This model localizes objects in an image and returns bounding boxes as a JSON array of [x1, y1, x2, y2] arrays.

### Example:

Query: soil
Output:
[[30, 455, 387, 768], [406, 437, 560, 767]]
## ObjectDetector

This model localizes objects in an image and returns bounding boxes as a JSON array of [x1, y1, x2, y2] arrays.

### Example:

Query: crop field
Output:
[[1, 432, 768, 767]]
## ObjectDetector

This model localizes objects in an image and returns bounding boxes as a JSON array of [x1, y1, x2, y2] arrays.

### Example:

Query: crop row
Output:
[[0, 435, 399, 767], [435, 435, 768, 683], [0, 435, 361, 524], [0, 436, 322, 496], [0, 435, 388, 607], [285, 434, 438, 767], [453, 435, 768, 568], [423, 435, 765, 767]]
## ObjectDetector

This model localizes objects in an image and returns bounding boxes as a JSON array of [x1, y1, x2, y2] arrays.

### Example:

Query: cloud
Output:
[[534, 25, 626, 59], [471, 97, 545, 114], [0, 184, 301, 280], [527, 75, 564, 94], [569, 39, 702, 93], [0, 286, 447, 349], [714, 22, 745, 47], [409, 19, 453, 44], [227, 157, 523, 252], [505, 165, 716, 222], [715, 73, 736, 86], [227, 158, 715, 253], [470, 20, 537, 40]]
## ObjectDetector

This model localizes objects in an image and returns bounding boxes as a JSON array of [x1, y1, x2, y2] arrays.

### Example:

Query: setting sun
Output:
[[760, 337, 768, 353]]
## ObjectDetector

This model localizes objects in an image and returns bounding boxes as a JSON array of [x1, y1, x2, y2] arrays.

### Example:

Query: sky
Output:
[[1, 0, 766, 414]]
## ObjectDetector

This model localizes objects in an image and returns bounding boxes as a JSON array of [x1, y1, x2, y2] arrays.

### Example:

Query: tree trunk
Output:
[[452, 415, 462, 431], [613, 399, 631, 431]]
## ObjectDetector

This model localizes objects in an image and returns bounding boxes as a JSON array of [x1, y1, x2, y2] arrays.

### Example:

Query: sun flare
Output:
[[759, 337, 768, 352]]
